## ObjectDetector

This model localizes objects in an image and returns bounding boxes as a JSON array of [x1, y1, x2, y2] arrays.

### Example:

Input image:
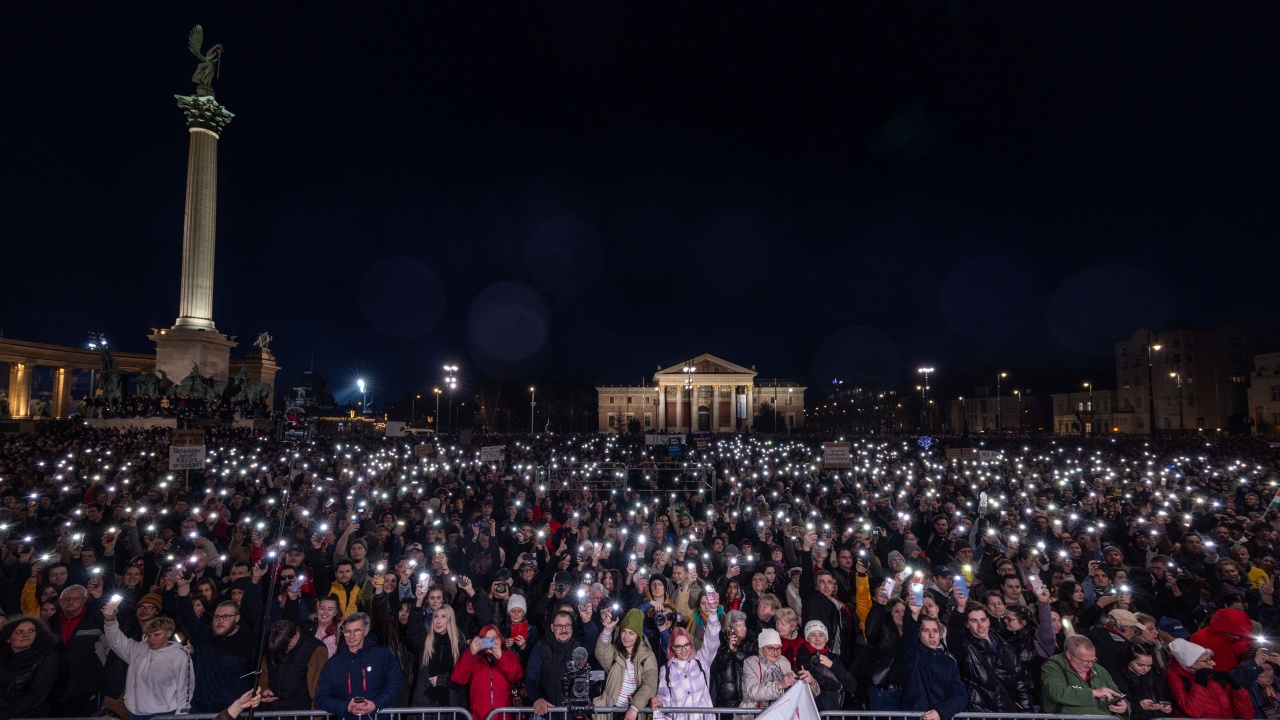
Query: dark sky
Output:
[[3, 4, 1278, 405]]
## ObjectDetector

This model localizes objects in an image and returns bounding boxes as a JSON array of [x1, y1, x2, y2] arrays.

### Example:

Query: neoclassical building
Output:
[[596, 354, 806, 433]]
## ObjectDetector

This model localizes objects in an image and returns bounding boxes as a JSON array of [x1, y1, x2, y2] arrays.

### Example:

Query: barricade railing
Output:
[[154, 708, 472, 720], [155, 712, 330, 720], [485, 708, 763, 720]]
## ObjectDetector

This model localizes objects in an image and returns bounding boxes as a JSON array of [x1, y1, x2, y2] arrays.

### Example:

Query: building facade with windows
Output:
[[1247, 351, 1280, 433], [596, 354, 806, 433], [1050, 389, 1117, 435], [1112, 323, 1279, 434]]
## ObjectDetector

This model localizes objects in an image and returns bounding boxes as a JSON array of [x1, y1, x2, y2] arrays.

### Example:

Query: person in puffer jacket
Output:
[[1165, 638, 1253, 720], [947, 601, 1033, 712], [710, 611, 756, 707], [1189, 608, 1255, 673], [315, 613, 404, 720], [451, 624, 523, 720]]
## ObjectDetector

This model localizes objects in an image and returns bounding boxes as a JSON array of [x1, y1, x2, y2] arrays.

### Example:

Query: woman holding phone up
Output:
[[451, 625, 523, 720]]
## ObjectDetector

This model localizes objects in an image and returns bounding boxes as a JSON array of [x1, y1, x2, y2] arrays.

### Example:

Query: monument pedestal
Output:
[[231, 347, 280, 406], [150, 328, 236, 384]]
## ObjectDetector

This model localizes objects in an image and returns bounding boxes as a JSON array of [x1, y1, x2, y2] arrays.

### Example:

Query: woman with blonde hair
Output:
[[773, 608, 804, 666], [408, 602, 466, 708]]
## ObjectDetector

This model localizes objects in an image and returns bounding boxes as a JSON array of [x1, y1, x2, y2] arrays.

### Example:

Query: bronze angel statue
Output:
[[188, 25, 224, 94]]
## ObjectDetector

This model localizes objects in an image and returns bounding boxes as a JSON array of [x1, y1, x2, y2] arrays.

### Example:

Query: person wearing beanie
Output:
[[1164, 638, 1253, 719], [741, 627, 817, 712], [500, 592, 538, 664], [596, 608, 659, 720], [1041, 635, 1128, 717], [655, 592, 722, 720], [795, 619, 858, 711]]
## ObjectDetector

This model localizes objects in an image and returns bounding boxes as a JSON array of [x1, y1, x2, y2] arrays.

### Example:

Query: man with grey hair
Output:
[[315, 612, 403, 719], [50, 584, 106, 715], [1041, 635, 1128, 716]]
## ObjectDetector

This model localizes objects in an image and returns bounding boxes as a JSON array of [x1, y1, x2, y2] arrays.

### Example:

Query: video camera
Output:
[[562, 647, 604, 720], [655, 611, 684, 626]]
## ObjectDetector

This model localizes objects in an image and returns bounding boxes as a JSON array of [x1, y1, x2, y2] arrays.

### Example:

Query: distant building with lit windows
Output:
[[596, 354, 805, 433], [1112, 323, 1280, 434], [1247, 351, 1280, 433], [1050, 389, 1117, 435]]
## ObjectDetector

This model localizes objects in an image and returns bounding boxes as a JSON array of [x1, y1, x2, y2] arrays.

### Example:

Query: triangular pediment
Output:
[[655, 354, 756, 378]]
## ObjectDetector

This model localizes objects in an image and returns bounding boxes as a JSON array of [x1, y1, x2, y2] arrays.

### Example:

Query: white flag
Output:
[[754, 680, 821, 720]]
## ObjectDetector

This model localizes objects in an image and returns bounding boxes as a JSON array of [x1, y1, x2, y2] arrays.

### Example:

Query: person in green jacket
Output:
[[1042, 636, 1130, 717]]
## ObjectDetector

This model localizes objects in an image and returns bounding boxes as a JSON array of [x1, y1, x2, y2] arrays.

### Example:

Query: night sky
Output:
[[3, 5, 1278, 405]]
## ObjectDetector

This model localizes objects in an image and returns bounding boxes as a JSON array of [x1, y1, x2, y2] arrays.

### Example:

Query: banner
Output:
[[169, 445, 206, 470], [822, 441, 852, 469], [414, 444, 434, 457], [692, 431, 710, 449], [668, 436, 682, 457], [645, 433, 686, 446], [480, 445, 505, 463], [736, 393, 747, 419], [753, 680, 821, 720], [385, 421, 406, 437], [172, 429, 205, 446]]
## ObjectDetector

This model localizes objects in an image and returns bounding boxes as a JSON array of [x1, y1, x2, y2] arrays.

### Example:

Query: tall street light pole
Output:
[[357, 378, 367, 417], [1082, 382, 1093, 435], [529, 386, 536, 435], [996, 372, 1007, 431], [412, 394, 420, 427], [443, 364, 459, 433], [918, 367, 934, 432], [1146, 339, 1162, 436], [1169, 371, 1184, 432], [433, 388, 441, 435]]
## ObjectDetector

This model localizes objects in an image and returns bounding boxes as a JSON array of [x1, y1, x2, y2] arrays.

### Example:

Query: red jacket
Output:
[[1165, 663, 1253, 719], [451, 648, 524, 720], [1189, 608, 1254, 672]]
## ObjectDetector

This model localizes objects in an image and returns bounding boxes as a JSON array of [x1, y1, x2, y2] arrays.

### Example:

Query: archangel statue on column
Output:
[[188, 25, 224, 96]]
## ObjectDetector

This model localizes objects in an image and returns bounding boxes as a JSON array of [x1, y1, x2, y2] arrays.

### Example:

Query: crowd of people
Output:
[[2, 422, 1280, 720], [78, 395, 272, 423]]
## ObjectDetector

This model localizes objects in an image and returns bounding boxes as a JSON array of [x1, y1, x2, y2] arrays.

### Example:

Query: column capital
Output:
[[176, 95, 234, 134]]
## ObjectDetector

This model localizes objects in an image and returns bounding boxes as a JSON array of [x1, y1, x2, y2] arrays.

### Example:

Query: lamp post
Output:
[[1013, 389, 1022, 433], [1082, 382, 1093, 435], [443, 364, 458, 432], [917, 367, 934, 433], [357, 378, 367, 417], [412, 394, 420, 427], [996, 371, 1007, 431], [529, 386, 536, 435], [433, 388, 441, 435], [1169, 371, 1184, 432], [1146, 340, 1162, 436]]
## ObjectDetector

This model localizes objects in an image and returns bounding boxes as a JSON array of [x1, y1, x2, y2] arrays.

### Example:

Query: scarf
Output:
[[803, 640, 829, 655]]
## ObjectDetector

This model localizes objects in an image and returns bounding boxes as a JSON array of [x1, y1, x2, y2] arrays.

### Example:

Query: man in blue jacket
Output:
[[902, 600, 969, 720], [315, 612, 404, 720]]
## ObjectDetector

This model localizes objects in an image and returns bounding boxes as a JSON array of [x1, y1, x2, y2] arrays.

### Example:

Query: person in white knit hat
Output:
[[795, 620, 858, 711], [740, 628, 817, 715], [1164, 638, 1254, 719]]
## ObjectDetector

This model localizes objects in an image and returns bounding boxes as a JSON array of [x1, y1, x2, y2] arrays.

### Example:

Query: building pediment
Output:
[[654, 354, 756, 380]]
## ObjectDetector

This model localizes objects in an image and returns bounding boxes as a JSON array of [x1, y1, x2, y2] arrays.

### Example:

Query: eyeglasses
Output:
[[671, 643, 691, 650], [342, 628, 367, 635], [61, 596, 87, 603], [280, 575, 296, 581], [213, 613, 239, 621], [551, 624, 573, 630], [1068, 652, 1096, 666]]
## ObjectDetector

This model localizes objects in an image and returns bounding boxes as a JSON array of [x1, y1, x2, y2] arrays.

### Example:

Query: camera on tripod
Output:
[[655, 611, 684, 626], [563, 647, 604, 720]]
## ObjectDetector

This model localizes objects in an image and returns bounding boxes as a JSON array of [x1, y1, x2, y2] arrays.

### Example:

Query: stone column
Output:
[[52, 367, 72, 419], [746, 386, 754, 432], [675, 387, 683, 431], [7, 361, 33, 418], [712, 385, 720, 433], [658, 386, 667, 431], [173, 96, 233, 331]]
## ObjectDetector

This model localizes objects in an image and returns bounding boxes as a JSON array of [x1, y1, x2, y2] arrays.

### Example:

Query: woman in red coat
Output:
[[451, 624, 524, 720], [1189, 608, 1255, 673], [1165, 639, 1253, 720]]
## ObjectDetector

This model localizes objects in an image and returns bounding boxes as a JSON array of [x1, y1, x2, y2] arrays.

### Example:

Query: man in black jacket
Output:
[[526, 610, 596, 718], [48, 584, 105, 716], [947, 601, 1032, 713], [799, 531, 858, 670]]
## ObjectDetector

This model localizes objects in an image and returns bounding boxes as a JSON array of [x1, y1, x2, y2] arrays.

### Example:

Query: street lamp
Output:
[[1013, 389, 1021, 433], [1169, 371, 1184, 432], [433, 388, 442, 435], [412, 394, 420, 427], [1082, 382, 1093, 435], [1147, 340, 1162, 436], [357, 378, 367, 416], [996, 372, 1007, 431], [918, 367, 934, 433], [443, 364, 459, 432], [529, 386, 536, 435]]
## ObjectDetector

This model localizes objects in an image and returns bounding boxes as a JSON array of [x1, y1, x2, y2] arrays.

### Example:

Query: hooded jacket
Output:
[[1165, 661, 1253, 719], [1189, 609, 1254, 673], [102, 620, 194, 716], [315, 634, 404, 719], [451, 646, 523, 720]]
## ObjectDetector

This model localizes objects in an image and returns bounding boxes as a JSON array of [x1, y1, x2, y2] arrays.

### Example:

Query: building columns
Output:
[[7, 361, 33, 418], [675, 387, 684, 431], [52, 367, 72, 419], [658, 387, 667, 431]]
